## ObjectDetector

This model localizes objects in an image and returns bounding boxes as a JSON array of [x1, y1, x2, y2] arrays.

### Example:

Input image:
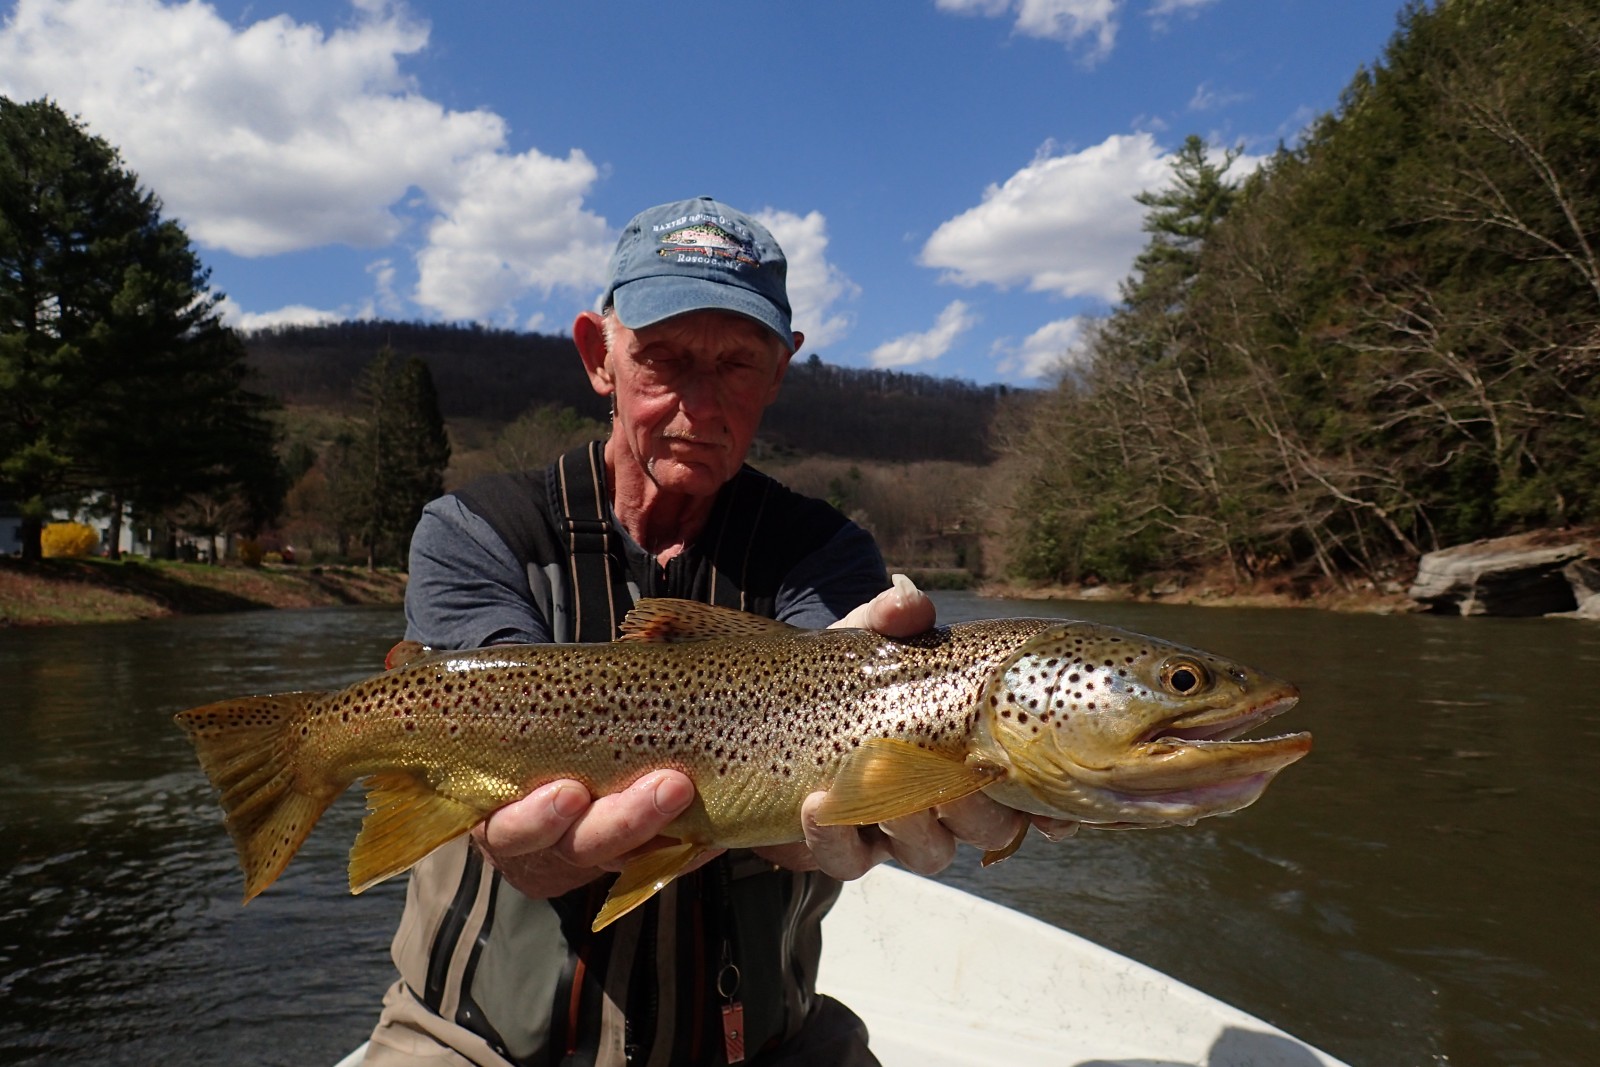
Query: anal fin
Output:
[[349, 771, 484, 894], [813, 738, 1003, 826], [593, 841, 707, 932]]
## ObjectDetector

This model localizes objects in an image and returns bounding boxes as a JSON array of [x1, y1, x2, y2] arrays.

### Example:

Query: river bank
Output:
[[1, 556, 1410, 627], [0, 557, 407, 626], [980, 567, 1417, 615]]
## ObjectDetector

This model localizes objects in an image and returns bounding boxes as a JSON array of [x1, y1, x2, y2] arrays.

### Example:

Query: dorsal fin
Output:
[[619, 598, 800, 643], [384, 640, 433, 670]]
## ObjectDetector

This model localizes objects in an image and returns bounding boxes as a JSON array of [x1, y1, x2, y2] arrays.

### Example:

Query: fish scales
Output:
[[295, 621, 1047, 847], [176, 599, 1311, 930]]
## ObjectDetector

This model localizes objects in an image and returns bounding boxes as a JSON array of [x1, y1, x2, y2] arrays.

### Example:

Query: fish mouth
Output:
[[1097, 689, 1311, 798], [1140, 689, 1301, 745]]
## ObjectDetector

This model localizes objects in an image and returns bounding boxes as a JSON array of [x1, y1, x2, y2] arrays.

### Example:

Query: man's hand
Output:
[[754, 575, 1076, 879], [473, 769, 721, 899], [824, 570, 937, 634]]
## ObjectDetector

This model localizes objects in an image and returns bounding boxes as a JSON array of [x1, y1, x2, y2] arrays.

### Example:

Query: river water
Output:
[[0, 595, 1595, 1066]]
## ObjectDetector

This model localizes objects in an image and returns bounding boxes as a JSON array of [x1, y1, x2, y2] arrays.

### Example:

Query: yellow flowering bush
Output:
[[41, 522, 100, 558]]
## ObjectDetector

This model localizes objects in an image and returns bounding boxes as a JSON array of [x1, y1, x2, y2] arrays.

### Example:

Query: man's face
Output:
[[601, 309, 794, 497]]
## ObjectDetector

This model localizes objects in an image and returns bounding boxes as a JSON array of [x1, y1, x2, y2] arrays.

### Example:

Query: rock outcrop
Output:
[[1408, 536, 1593, 617], [1564, 558, 1600, 620]]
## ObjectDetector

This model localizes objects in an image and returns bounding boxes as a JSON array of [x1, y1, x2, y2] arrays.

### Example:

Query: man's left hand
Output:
[[752, 575, 1057, 878]]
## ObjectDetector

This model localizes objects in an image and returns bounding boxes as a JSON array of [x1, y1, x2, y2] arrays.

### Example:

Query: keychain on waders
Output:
[[717, 942, 745, 1064]]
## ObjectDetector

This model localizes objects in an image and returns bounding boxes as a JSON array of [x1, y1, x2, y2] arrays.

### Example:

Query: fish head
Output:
[[972, 622, 1310, 827]]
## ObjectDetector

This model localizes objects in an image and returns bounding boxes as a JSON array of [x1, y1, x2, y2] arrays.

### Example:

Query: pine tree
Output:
[[390, 355, 450, 558], [1125, 134, 1242, 316], [338, 348, 450, 568], [0, 97, 282, 559]]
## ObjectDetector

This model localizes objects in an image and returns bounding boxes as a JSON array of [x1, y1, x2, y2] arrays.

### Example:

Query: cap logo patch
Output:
[[653, 214, 760, 270]]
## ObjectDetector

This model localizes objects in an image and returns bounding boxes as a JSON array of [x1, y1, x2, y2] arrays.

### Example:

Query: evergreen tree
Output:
[[1125, 134, 1241, 315], [1007, 136, 1248, 583], [390, 355, 451, 551], [0, 97, 282, 559], [339, 348, 450, 568]]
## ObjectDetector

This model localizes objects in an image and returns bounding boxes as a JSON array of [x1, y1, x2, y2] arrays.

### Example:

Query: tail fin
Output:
[[174, 693, 336, 902]]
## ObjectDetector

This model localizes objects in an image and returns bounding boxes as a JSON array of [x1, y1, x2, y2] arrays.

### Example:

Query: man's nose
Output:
[[676, 368, 721, 418]]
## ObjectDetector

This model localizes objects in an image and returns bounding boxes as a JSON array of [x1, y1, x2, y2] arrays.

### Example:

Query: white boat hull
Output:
[[338, 864, 1349, 1067], [819, 865, 1348, 1067]]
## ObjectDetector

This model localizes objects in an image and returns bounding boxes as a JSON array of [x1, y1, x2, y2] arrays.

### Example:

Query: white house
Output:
[[0, 495, 151, 557]]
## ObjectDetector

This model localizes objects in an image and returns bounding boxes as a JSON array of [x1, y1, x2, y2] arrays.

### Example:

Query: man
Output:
[[364, 197, 1038, 1067]]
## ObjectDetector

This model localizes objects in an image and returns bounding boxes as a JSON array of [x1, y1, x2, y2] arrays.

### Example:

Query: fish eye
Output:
[[1162, 659, 1210, 696]]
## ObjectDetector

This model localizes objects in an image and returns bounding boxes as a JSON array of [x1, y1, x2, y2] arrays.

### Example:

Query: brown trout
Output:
[[175, 599, 1310, 930]]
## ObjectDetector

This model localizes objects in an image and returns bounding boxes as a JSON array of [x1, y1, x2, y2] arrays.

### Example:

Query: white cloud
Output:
[[1188, 80, 1249, 113], [990, 315, 1092, 379], [867, 301, 979, 369], [219, 296, 343, 332], [936, 0, 1119, 61], [367, 258, 404, 318], [413, 148, 610, 321], [755, 208, 859, 351], [1147, 0, 1216, 25], [0, 0, 612, 321], [920, 132, 1172, 302]]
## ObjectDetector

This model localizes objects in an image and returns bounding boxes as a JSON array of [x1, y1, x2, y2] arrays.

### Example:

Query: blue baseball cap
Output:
[[601, 196, 796, 352]]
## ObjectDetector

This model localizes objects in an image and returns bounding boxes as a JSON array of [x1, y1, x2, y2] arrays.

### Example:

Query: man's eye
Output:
[[723, 355, 767, 375], [641, 355, 683, 375]]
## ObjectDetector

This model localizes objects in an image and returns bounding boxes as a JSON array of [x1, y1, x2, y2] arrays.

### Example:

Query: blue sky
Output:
[[0, 0, 1407, 384]]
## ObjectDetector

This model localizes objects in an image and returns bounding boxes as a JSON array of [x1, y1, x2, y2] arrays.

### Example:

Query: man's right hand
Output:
[[472, 770, 718, 899]]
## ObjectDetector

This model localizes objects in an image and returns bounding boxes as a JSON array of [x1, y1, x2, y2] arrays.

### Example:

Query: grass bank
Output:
[[0, 557, 407, 627]]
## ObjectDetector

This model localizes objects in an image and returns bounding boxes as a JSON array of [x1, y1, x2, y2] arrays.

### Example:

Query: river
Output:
[[0, 595, 1595, 1066]]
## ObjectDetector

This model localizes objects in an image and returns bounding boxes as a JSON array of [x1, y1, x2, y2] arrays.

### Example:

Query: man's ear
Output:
[[574, 311, 614, 396]]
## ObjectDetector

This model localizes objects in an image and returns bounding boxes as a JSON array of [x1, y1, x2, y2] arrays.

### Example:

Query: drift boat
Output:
[[335, 864, 1348, 1067]]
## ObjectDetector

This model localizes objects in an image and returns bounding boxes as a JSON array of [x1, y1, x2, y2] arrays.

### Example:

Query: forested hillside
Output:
[[246, 321, 1010, 464], [1005, 0, 1600, 589]]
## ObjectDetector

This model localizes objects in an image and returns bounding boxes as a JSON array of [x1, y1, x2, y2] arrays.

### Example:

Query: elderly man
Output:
[[363, 197, 1036, 1067]]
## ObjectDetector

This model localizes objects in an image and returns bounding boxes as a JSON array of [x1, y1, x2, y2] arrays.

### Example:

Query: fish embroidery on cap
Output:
[[654, 216, 760, 269]]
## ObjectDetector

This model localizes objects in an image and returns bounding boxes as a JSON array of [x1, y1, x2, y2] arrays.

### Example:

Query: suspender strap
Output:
[[552, 440, 631, 644]]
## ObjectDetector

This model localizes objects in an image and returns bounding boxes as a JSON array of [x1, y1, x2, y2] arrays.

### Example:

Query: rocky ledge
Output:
[[1408, 531, 1600, 619]]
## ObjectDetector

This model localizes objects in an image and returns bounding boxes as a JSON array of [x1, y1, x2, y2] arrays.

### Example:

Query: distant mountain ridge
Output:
[[244, 320, 1015, 463]]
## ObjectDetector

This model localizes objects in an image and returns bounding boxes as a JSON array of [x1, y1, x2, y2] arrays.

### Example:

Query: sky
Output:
[[0, 0, 1409, 385]]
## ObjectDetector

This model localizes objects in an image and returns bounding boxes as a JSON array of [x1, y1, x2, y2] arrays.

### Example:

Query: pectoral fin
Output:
[[593, 841, 708, 932], [981, 821, 1030, 867], [349, 771, 484, 894], [813, 739, 1004, 826]]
